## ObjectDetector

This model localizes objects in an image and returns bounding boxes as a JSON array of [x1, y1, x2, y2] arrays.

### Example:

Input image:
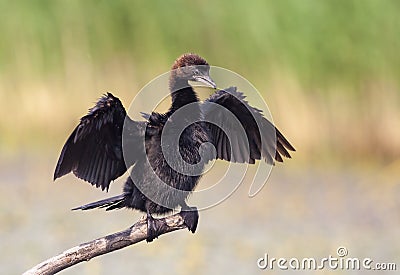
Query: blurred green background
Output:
[[1, 1, 399, 274]]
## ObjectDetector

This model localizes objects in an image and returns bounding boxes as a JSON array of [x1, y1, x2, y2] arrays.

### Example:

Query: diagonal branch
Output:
[[23, 213, 187, 275]]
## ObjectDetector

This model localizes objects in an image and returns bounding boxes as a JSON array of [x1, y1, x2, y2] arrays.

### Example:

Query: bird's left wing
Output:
[[201, 87, 295, 164]]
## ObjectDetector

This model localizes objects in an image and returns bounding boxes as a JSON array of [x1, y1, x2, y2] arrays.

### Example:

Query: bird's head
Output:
[[169, 53, 216, 91]]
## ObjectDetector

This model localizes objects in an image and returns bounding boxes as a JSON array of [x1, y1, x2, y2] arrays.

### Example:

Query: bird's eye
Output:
[[193, 69, 200, 76]]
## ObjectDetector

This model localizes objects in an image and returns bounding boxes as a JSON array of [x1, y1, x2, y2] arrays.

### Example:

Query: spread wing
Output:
[[202, 87, 295, 164], [54, 93, 145, 191]]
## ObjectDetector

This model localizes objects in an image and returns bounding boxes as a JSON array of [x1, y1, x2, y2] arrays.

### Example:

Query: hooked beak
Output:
[[191, 75, 217, 89]]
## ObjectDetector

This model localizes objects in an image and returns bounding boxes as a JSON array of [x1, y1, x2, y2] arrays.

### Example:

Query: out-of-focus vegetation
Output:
[[1, 2, 400, 275], [1, 0, 399, 164]]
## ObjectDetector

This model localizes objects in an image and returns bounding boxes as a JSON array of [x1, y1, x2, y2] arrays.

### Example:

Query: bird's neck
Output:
[[169, 85, 200, 114]]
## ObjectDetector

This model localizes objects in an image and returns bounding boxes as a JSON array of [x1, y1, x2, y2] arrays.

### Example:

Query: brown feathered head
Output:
[[169, 53, 216, 91]]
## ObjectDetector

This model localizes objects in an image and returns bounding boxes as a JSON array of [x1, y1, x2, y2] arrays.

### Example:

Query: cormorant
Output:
[[54, 53, 295, 242]]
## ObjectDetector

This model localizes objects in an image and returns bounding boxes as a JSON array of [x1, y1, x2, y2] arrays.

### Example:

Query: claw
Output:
[[180, 206, 199, 233], [146, 213, 159, 242]]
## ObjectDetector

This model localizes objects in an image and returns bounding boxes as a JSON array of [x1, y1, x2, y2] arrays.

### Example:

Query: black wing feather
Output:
[[202, 87, 295, 164], [54, 93, 143, 191]]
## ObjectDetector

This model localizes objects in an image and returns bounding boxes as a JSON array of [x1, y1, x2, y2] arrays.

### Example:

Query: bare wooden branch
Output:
[[23, 213, 187, 275]]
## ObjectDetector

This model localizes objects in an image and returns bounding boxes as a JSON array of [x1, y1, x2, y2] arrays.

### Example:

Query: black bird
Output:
[[54, 53, 295, 242]]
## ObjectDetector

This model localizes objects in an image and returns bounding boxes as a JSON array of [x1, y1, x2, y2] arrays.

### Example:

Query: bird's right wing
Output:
[[54, 93, 145, 191]]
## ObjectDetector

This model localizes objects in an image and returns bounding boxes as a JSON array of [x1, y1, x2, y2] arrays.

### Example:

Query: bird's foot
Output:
[[146, 214, 161, 242], [179, 206, 199, 233]]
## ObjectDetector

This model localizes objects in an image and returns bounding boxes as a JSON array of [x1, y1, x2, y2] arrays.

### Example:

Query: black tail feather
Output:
[[72, 194, 125, 211]]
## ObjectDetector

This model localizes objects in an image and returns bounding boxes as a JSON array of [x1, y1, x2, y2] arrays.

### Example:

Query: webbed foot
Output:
[[146, 213, 160, 242], [180, 206, 199, 233]]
